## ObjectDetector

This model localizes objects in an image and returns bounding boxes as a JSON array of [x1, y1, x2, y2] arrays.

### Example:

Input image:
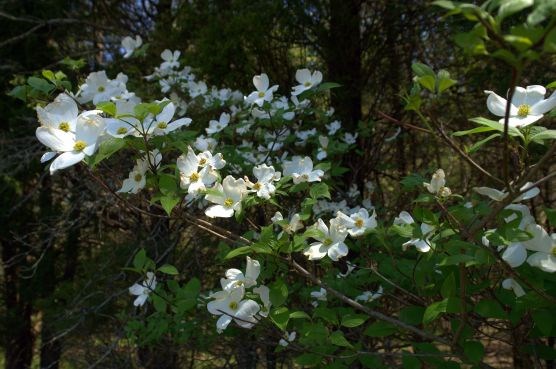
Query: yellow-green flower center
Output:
[[58, 122, 70, 132], [189, 172, 200, 182], [301, 174, 309, 181], [73, 140, 87, 151], [229, 301, 238, 310], [117, 127, 128, 135], [253, 182, 262, 190], [551, 246, 556, 256], [304, 81, 311, 87], [517, 104, 530, 117], [134, 173, 143, 182], [258, 91, 265, 98], [355, 219, 364, 228], [157, 121, 168, 129], [224, 198, 234, 208], [97, 86, 105, 92], [323, 238, 333, 247], [199, 158, 207, 165]]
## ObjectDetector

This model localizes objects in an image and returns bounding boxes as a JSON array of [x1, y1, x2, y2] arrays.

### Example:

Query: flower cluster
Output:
[[206, 257, 270, 332]]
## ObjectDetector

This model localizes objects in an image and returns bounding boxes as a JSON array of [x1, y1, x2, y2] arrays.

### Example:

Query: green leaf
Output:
[[27, 76, 55, 94], [270, 306, 290, 330], [474, 299, 507, 319], [423, 299, 449, 324], [469, 117, 523, 138], [159, 174, 178, 195], [532, 310, 553, 336], [133, 249, 147, 270], [437, 76, 457, 93], [468, 133, 501, 153], [329, 331, 353, 348], [96, 101, 116, 116], [8, 85, 29, 102], [341, 314, 368, 328], [158, 264, 179, 275], [412, 62, 435, 77], [41, 70, 56, 83], [289, 311, 311, 320], [364, 321, 397, 337], [152, 294, 166, 312], [399, 306, 425, 325], [531, 130, 556, 141], [269, 279, 288, 307], [453, 126, 498, 136], [90, 138, 126, 167], [295, 353, 322, 366], [309, 182, 331, 200], [317, 82, 341, 91], [463, 341, 485, 364], [224, 246, 252, 259], [160, 195, 180, 215], [441, 273, 457, 298], [417, 75, 436, 92], [497, 0, 533, 22], [402, 354, 422, 369]]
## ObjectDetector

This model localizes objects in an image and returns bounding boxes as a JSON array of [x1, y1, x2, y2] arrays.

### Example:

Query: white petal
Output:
[[133, 294, 148, 307], [485, 90, 511, 117], [531, 90, 556, 115], [36, 127, 74, 152], [473, 187, 508, 201], [527, 252, 556, 273], [50, 151, 85, 173], [523, 224, 553, 253], [216, 315, 233, 331], [205, 205, 234, 218], [502, 243, 527, 268], [524, 85, 546, 106], [511, 86, 527, 107], [303, 243, 327, 260], [502, 115, 543, 128], [253, 73, 269, 92], [40, 151, 57, 163], [327, 242, 348, 261], [245, 257, 260, 283]]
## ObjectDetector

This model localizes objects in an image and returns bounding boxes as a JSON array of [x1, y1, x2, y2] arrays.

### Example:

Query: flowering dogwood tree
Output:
[[8, 1, 556, 368]]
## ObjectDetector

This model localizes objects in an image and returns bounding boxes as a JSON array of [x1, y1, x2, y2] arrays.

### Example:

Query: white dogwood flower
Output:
[[279, 331, 297, 347], [336, 208, 377, 237], [221, 257, 260, 290], [246, 164, 281, 200], [523, 224, 556, 273], [129, 272, 156, 307], [160, 49, 181, 70], [310, 288, 327, 307], [485, 85, 556, 127], [118, 150, 161, 194], [424, 169, 450, 195], [502, 278, 525, 297], [474, 182, 539, 202], [207, 286, 260, 332], [292, 68, 323, 96], [121, 35, 142, 58], [36, 93, 78, 133], [253, 285, 272, 317], [205, 176, 247, 218], [246, 73, 278, 107], [304, 218, 349, 261], [177, 147, 218, 194], [355, 286, 384, 302], [282, 156, 324, 184], [206, 112, 230, 135], [36, 110, 105, 174], [272, 211, 303, 235], [394, 211, 434, 253]]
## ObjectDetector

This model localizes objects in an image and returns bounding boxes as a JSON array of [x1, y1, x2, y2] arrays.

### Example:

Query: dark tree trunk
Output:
[[2, 239, 34, 369], [326, 0, 362, 130]]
